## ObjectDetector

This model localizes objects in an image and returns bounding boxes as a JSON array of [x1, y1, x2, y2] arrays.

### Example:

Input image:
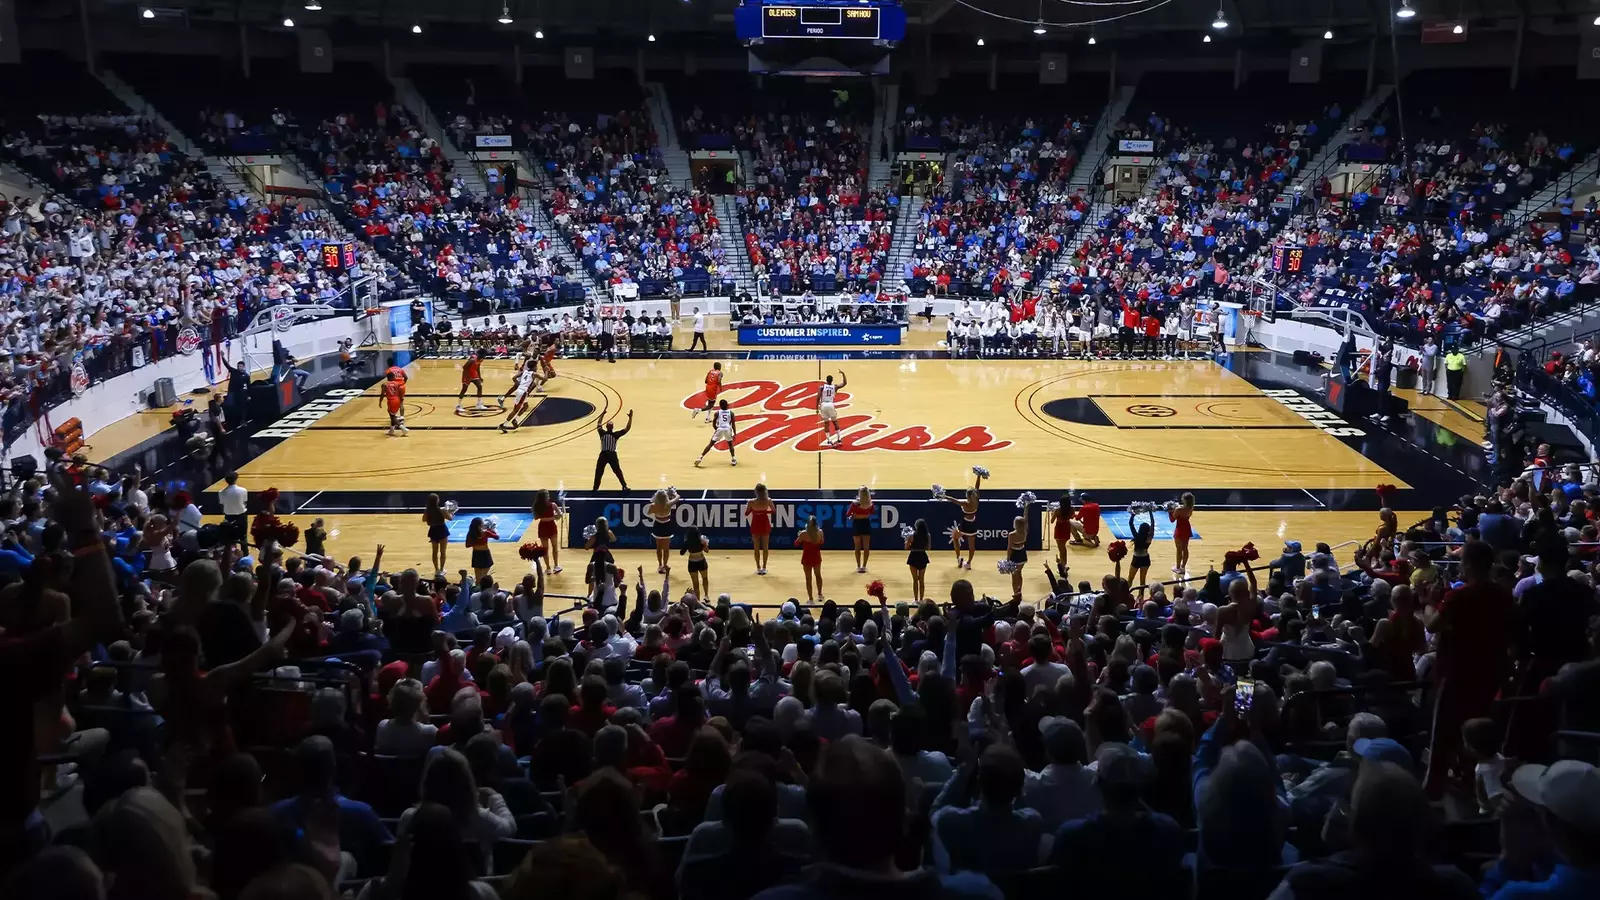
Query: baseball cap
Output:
[[1094, 743, 1154, 788], [1038, 716, 1087, 765], [1353, 737, 1414, 770], [1510, 760, 1600, 834], [1283, 541, 1302, 553]]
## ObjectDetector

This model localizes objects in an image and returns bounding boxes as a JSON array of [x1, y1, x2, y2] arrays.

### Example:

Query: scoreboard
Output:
[[1270, 243, 1305, 275], [322, 242, 358, 272], [735, 1, 906, 42]]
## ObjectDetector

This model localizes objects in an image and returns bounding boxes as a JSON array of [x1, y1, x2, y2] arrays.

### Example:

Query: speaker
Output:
[[10, 456, 37, 481], [1292, 349, 1315, 366]]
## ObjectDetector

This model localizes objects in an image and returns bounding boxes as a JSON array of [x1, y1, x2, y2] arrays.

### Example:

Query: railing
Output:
[[1506, 148, 1600, 232]]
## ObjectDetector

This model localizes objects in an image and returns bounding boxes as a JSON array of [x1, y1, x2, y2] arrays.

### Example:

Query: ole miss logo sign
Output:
[[685, 380, 1009, 453]]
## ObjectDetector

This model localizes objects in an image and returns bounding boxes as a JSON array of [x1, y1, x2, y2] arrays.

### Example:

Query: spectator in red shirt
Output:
[[648, 685, 707, 760], [569, 676, 618, 737], [1422, 540, 1514, 797], [665, 727, 732, 827]]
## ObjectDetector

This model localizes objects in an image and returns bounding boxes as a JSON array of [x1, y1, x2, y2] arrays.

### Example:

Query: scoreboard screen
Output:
[[736, 1, 906, 42], [763, 4, 879, 39]]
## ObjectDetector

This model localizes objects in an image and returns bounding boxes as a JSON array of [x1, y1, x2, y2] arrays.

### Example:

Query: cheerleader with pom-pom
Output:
[[904, 520, 931, 604], [1217, 545, 1261, 665], [938, 468, 986, 569], [464, 516, 498, 581], [423, 493, 455, 576], [532, 490, 564, 575], [1004, 499, 1034, 602], [1050, 494, 1080, 572], [646, 489, 679, 575], [1129, 504, 1156, 594], [848, 486, 875, 573], [1169, 493, 1195, 575]]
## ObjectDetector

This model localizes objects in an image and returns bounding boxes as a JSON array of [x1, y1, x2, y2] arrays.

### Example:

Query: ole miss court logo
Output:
[[684, 380, 1009, 453]]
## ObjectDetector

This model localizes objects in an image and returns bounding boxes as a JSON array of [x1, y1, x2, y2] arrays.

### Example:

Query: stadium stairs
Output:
[[1508, 147, 1600, 231], [867, 82, 896, 191], [714, 193, 756, 294], [523, 161, 605, 302], [391, 75, 489, 197], [1274, 83, 1394, 206], [883, 194, 925, 293], [95, 68, 255, 199], [1067, 83, 1138, 195]]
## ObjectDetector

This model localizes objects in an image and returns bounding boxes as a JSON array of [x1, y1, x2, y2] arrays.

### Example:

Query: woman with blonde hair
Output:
[[1005, 498, 1033, 601], [423, 493, 454, 576], [793, 515, 825, 602], [1170, 492, 1195, 574], [745, 482, 775, 575], [401, 747, 515, 858], [847, 485, 875, 573], [376, 678, 437, 755], [645, 490, 677, 574]]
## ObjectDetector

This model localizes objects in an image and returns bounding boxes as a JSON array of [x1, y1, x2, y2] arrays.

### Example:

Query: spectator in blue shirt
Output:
[[930, 744, 1046, 877], [1051, 743, 1186, 893], [268, 735, 393, 870]]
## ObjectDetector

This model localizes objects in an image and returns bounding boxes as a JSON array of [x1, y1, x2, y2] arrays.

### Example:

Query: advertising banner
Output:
[[474, 135, 514, 149], [565, 496, 1042, 552], [737, 324, 903, 346], [1117, 139, 1155, 153]]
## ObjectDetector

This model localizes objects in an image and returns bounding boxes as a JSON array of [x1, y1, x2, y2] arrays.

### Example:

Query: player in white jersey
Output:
[[817, 370, 847, 446], [694, 399, 738, 467], [498, 356, 543, 433]]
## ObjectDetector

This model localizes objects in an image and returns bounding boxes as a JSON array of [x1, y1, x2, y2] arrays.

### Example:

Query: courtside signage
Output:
[[737, 324, 903, 346]]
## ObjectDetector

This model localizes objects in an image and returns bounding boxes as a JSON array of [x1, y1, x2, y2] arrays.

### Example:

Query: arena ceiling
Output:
[[34, 0, 1600, 44]]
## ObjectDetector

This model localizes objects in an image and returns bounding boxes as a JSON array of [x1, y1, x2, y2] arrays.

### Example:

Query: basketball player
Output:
[[380, 369, 408, 436], [693, 362, 724, 423], [539, 336, 559, 381], [498, 359, 539, 433], [817, 370, 847, 446], [456, 352, 486, 413], [496, 350, 530, 410], [694, 399, 738, 468]]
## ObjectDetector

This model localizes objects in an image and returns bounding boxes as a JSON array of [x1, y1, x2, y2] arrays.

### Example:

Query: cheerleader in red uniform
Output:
[[1170, 492, 1195, 574], [746, 482, 775, 576], [1051, 493, 1077, 574], [847, 486, 875, 573], [533, 490, 564, 574], [794, 516, 824, 603]]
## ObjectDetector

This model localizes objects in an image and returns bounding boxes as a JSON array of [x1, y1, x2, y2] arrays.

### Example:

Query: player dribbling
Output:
[[380, 370, 408, 436], [693, 362, 724, 423], [694, 399, 738, 467], [817, 370, 847, 447], [456, 352, 486, 413], [498, 360, 542, 433]]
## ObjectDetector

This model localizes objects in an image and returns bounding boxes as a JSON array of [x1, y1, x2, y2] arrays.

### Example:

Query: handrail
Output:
[[1506, 148, 1600, 232]]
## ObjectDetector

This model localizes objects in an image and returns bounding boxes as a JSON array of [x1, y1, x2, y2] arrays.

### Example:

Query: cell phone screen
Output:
[[1235, 678, 1255, 714]]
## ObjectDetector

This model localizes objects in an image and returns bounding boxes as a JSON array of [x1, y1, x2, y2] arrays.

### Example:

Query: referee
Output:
[[594, 410, 632, 490], [599, 316, 617, 363]]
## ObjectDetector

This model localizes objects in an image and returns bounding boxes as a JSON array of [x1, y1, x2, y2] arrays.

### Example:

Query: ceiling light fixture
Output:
[[648, 33, 657, 42], [535, 28, 544, 38], [304, 0, 322, 10], [1087, 34, 1097, 45], [1203, 33, 1212, 42], [1452, 22, 1463, 34], [412, 22, 422, 33], [1212, 7, 1228, 29], [976, 36, 984, 46], [1324, 29, 1333, 39], [282, 16, 295, 27], [1396, 1, 1416, 19], [498, 4, 513, 24], [1033, 19, 1047, 34], [141, 7, 155, 18]]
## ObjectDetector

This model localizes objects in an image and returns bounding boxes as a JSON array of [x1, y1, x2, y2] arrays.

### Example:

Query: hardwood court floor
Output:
[[231, 357, 1404, 493], [242, 509, 1421, 613]]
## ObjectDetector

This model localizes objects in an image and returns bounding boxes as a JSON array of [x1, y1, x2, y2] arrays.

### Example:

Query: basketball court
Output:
[[131, 344, 1486, 609]]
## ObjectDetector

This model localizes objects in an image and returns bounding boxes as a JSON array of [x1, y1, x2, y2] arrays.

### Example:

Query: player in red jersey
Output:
[[380, 370, 408, 436], [692, 361, 724, 423], [456, 352, 485, 413], [539, 337, 559, 380]]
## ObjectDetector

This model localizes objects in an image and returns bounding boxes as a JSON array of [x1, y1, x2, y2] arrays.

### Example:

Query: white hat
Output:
[[1510, 760, 1600, 834]]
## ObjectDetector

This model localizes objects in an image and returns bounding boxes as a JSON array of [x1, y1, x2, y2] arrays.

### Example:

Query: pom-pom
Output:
[[519, 542, 546, 561], [172, 490, 192, 509], [583, 524, 598, 540], [250, 513, 299, 547], [1107, 540, 1129, 563], [900, 524, 915, 539], [997, 559, 1018, 574], [1016, 491, 1037, 507], [261, 487, 281, 508], [277, 522, 300, 547], [1046, 501, 1060, 512], [866, 580, 886, 600], [1164, 500, 1179, 512], [1375, 483, 1398, 504], [1129, 500, 1154, 515], [1241, 542, 1260, 562], [485, 515, 498, 531], [443, 500, 459, 515], [971, 466, 991, 478], [665, 485, 681, 502], [931, 483, 946, 499], [946, 523, 962, 546]]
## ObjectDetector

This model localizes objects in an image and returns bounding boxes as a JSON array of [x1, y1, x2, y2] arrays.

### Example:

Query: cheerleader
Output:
[[1050, 494, 1079, 573], [680, 526, 710, 602], [585, 516, 618, 601], [1129, 507, 1156, 594], [533, 490, 564, 574], [646, 490, 678, 574], [423, 493, 454, 575], [905, 519, 931, 604], [464, 517, 498, 581], [1170, 492, 1195, 574], [1005, 502, 1032, 602], [847, 486, 874, 573], [940, 470, 985, 569], [794, 515, 825, 603], [746, 483, 775, 575]]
